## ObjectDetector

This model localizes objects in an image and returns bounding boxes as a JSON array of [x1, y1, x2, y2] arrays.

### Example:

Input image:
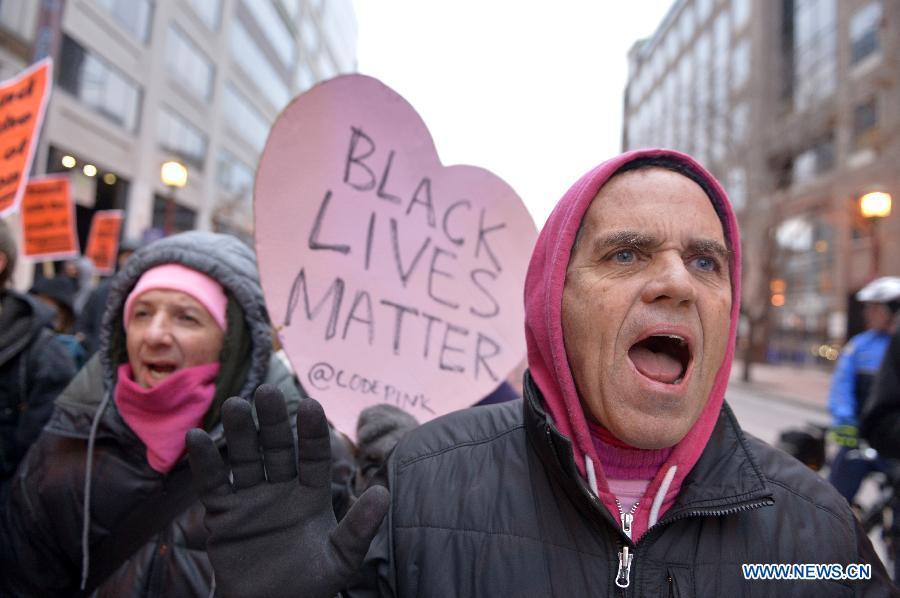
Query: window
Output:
[[731, 102, 749, 144], [223, 84, 270, 151], [793, 0, 837, 111], [731, 38, 750, 91], [679, 5, 694, 47], [696, 0, 714, 24], [296, 61, 315, 92], [726, 168, 747, 211], [301, 17, 319, 55], [316, 50, 335, 80], [157, 107, 208, 170], [850, 2, 881, 65], [242, 0, 296, 69], [229, 20, 291, 110], [96, 0, 152, 42], [0, 2, 39, 41], [281, 0, 301, 19], [732, 0, 751, 31], [792, 134, 834, 184], [152, 194, 196, 234], [319, 0, 357, 72], [217, 150, 255, 199], [58, 36, 143, 131], [187, 0, 222, 31], [165, 26, 214, 99], [853, 97, 878, 149]]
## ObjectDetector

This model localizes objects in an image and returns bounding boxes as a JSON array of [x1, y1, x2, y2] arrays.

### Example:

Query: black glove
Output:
[[187, 385, 390, 598]]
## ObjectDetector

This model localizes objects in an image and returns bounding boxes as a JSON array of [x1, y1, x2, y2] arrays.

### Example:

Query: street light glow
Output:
[[161, 160, 188, 188], [83, 164, 97, 177], [61, 155, 76, 168], [860, 191, 892, 219]]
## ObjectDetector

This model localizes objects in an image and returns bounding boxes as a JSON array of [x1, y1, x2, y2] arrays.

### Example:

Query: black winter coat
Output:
[[355, 373, 896, 597], [861, 325, 900, 459], [0, 290, 75, 483]]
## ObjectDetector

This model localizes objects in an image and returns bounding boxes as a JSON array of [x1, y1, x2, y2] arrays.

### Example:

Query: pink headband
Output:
[[123, 264, 228, 331]]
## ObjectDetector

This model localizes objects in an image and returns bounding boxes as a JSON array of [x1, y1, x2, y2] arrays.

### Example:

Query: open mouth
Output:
[[628, 334, 692, 385], [145, 362, 177, 381]]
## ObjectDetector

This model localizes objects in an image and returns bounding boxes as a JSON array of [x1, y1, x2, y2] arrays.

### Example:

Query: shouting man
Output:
[[187, 150, 894, 596]]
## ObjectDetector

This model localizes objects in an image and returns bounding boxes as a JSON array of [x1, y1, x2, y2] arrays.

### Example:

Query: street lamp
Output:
[[160, 160, 188, 235], [859, 191, 892, 277]]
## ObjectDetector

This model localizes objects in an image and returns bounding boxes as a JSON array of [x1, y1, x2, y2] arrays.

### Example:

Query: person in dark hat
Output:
[[30, 275, 85, 368]]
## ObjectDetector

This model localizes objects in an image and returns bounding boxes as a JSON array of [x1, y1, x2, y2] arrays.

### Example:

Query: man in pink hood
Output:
[[187, 150, 895, 596]]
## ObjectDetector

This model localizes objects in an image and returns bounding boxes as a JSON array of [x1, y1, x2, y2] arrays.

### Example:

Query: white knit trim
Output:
[[585, 454, 599, 496]]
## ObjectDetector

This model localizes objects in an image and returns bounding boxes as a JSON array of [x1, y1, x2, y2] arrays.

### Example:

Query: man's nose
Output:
[[640, 253, 697, 306]]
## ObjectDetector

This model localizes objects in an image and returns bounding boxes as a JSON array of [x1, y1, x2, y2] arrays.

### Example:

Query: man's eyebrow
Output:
[[687, 238, 731, 262], [591, 230, 661, 253]]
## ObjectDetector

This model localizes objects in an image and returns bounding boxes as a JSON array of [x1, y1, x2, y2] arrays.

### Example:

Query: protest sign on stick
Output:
[[84, 209, 123, 275], [21, 175, 79, 261], [255, 75, 538, 436], [0, 59, 52, 217]]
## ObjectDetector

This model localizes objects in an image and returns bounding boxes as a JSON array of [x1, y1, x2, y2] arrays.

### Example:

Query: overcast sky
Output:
[[352, 1, 673, 227]]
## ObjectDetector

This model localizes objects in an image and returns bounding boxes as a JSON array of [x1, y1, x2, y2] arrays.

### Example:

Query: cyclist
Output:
[[827, 276, 900, 504]]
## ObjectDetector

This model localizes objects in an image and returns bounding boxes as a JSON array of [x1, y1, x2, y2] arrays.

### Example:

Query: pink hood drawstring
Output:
[[523, 148, 742, 541]]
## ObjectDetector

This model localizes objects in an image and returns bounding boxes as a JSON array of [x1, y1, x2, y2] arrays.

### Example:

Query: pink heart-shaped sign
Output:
[[255, 75, 537, 436]]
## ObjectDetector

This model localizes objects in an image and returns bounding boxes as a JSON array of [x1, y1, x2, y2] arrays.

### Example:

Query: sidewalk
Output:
[[728, 361, 832, 412]]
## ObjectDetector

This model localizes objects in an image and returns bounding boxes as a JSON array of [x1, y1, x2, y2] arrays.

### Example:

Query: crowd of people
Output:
[[0, 148, 898, 596]]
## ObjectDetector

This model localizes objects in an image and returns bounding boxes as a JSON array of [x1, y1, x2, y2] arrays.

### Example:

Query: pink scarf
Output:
[[114, 362, 220, 473]]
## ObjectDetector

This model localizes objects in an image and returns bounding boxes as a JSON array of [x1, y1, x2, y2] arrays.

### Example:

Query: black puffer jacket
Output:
[[355, 373, 895, 597], [861, 325, 900, 459], [0, 290, 75, 484], [0, 232, 303, 597]]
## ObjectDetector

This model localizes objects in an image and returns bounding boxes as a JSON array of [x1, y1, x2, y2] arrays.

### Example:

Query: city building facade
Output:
[[623, 0, 900, 367], [0, 0, 356, 252]]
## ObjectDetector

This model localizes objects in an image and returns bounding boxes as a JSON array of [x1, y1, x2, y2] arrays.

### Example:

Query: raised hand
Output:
[[186, 385, 390, 598]]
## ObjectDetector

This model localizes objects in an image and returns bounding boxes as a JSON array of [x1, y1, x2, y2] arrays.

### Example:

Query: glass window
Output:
[[792, 134, 833, 184], [731, 102, 749, 144], [316, 50, 335, 80], [301, 17, 319, 55], [731, 38, 749, 91], [853, 97, 878, 148], [187, 0, 222, 31], [679, 5, 694, 46], [696, 0, 714, 24], [242, 0, 296, 69], [319, 0, 357, 72], [157, 107, 207, 170], [95, 0, 152, 42], [281, 0, 301, 19], [732, 0, 751, 30], [223, 84, 270, 151], [58, 36, 143, 131], [793, 0, 837, 111], [217, 149, 255, 199], [0, 2, 39, 41], [726, 168, 747, 211], [165, 26, 214, 100], [296, 61, 315, 92], [229, 20, 291, 110], [850, 2, 881, 65]]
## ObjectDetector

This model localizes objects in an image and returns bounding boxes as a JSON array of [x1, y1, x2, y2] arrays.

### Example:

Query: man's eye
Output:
[[611, 249, 636, 264], [691, 256, 719, 272], [178, 313, 199, 324]]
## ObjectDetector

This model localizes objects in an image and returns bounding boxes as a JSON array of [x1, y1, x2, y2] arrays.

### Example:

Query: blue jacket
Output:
[[828, 329, 891, 426]]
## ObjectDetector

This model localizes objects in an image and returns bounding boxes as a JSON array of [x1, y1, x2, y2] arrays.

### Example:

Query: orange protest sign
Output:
[[84, 210, 123, 275], [21, 175, 79, 261], [0, 59, 52, 217]]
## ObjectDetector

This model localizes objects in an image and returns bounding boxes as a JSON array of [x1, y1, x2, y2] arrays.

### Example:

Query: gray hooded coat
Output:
[[0, 232, 304, 597]]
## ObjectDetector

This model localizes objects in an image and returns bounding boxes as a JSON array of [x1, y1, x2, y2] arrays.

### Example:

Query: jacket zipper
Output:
[[614, 499, 638, 589]]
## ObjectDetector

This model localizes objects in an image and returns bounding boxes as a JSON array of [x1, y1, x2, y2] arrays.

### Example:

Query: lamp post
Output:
[[859, 191, 892, 278], [160, 160, 188, 235]]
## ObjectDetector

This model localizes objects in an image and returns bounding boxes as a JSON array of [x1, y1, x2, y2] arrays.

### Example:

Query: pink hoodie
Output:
[[523, 148, 742, 541]]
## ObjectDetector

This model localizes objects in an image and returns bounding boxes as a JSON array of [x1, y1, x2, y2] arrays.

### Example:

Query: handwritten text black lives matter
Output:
[[282, 127, 509, 394]]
